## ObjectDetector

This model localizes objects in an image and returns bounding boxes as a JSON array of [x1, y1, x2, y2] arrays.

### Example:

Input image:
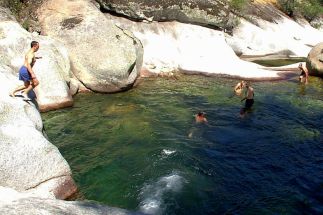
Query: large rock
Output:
[[106, 14, 297, 80], [0, 65, 77, 199], [0, 7, 73, 112], [0, 186, 143, 215], [38, 0, 143, 93], [92, 1, 323, 59], [96, 0, 231, 29], [307, 42, 323, 77], [32, 40, 73, 112], [225, 3, 323, 57]]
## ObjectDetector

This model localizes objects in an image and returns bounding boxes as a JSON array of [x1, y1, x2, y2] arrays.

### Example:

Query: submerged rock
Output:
[[307, 42, 323, 77], [38, 0, 143, 93]]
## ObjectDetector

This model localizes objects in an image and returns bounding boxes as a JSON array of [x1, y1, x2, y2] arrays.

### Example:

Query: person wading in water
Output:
[[240, 82, 254, 117], [298, 62, 309, 84]]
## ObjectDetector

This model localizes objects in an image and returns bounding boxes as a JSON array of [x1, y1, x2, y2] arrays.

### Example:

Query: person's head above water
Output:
[[197, 112, 205, 117], [298, 63, 303, 69], [195, 111, 207, 123]]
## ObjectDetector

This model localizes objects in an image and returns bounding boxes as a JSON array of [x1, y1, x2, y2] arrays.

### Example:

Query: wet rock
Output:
[[0, 186, 143, 215]]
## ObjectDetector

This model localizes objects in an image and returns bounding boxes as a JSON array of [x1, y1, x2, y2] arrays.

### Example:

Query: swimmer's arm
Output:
[[241, 93, 250, 101], [234, 83, 240, 91]]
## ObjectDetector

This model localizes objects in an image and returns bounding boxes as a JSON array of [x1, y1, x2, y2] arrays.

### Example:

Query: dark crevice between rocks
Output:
[[25, 174, 71, 191], [127, 61, 136, 76], [118, 62, 137, 92], [25, 174, 78, 200], [99, 4, 145, 22]]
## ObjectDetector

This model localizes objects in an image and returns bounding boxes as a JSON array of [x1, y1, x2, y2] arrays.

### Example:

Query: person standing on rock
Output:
[[10, 41, 40, 101], [298, 62, 309, 84], [240, 82, 254, 117]]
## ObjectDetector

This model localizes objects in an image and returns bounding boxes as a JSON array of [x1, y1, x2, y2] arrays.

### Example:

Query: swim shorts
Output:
[[18, 66, 31, 82], [245, 99, 254, 109]]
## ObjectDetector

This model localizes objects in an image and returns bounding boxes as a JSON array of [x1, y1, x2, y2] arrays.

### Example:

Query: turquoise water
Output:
[[42, 75, 323, 214]]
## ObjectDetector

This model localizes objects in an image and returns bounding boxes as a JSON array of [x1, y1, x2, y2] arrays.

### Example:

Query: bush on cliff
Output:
[[229, 0, 249, 12], [278, 0, 323, 22], [6, 0, 24, 16]]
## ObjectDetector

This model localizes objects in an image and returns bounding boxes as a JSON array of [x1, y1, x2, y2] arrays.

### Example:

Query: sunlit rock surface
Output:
[[0, 7, 73, 112], [38, 0, 143, 93], [307, 42, 323, 77]]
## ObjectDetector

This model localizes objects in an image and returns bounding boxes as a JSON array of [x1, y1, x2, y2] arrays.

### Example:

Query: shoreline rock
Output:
[[307, 42, 323, 77], [0, 186, 143, 215], [0, 65, 77, 199], [105, 15, 302, 80]]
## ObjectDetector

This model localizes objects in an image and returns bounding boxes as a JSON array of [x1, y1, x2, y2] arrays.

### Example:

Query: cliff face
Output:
[[1, 0, 289, 32], [4, 0, 322, 34], [96, 0, 231, 29]]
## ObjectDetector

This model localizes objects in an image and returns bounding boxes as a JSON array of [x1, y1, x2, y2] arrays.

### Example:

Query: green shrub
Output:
[[278, 0, 323, 22], [7, 0, 24, 16], [277, 0, 296, 16], [229, 0, 248, 12], [22, 19, 30, 30], [299, 0, 323, 21]]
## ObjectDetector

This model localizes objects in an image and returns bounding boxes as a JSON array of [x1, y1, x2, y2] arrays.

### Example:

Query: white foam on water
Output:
[[162, 149, 176, 156], [139, 173, 184, 215]]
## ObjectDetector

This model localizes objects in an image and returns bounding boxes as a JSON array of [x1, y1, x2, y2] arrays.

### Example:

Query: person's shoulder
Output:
[[26, 50, 33, 56]]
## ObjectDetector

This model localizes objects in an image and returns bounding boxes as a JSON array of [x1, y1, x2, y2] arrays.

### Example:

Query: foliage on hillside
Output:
[[229, 0, 322, 28], [276, 0, 323, 21], [2, 0, 24, 16], [1, 0, 322, 30], [229, 0, 249, 11]]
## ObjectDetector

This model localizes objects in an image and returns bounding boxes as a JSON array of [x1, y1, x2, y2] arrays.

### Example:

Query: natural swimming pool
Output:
[[42, 74, 323, 214]]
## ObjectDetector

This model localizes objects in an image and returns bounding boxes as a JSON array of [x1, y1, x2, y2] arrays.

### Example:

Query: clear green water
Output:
[[42, 75, 323, 214]]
